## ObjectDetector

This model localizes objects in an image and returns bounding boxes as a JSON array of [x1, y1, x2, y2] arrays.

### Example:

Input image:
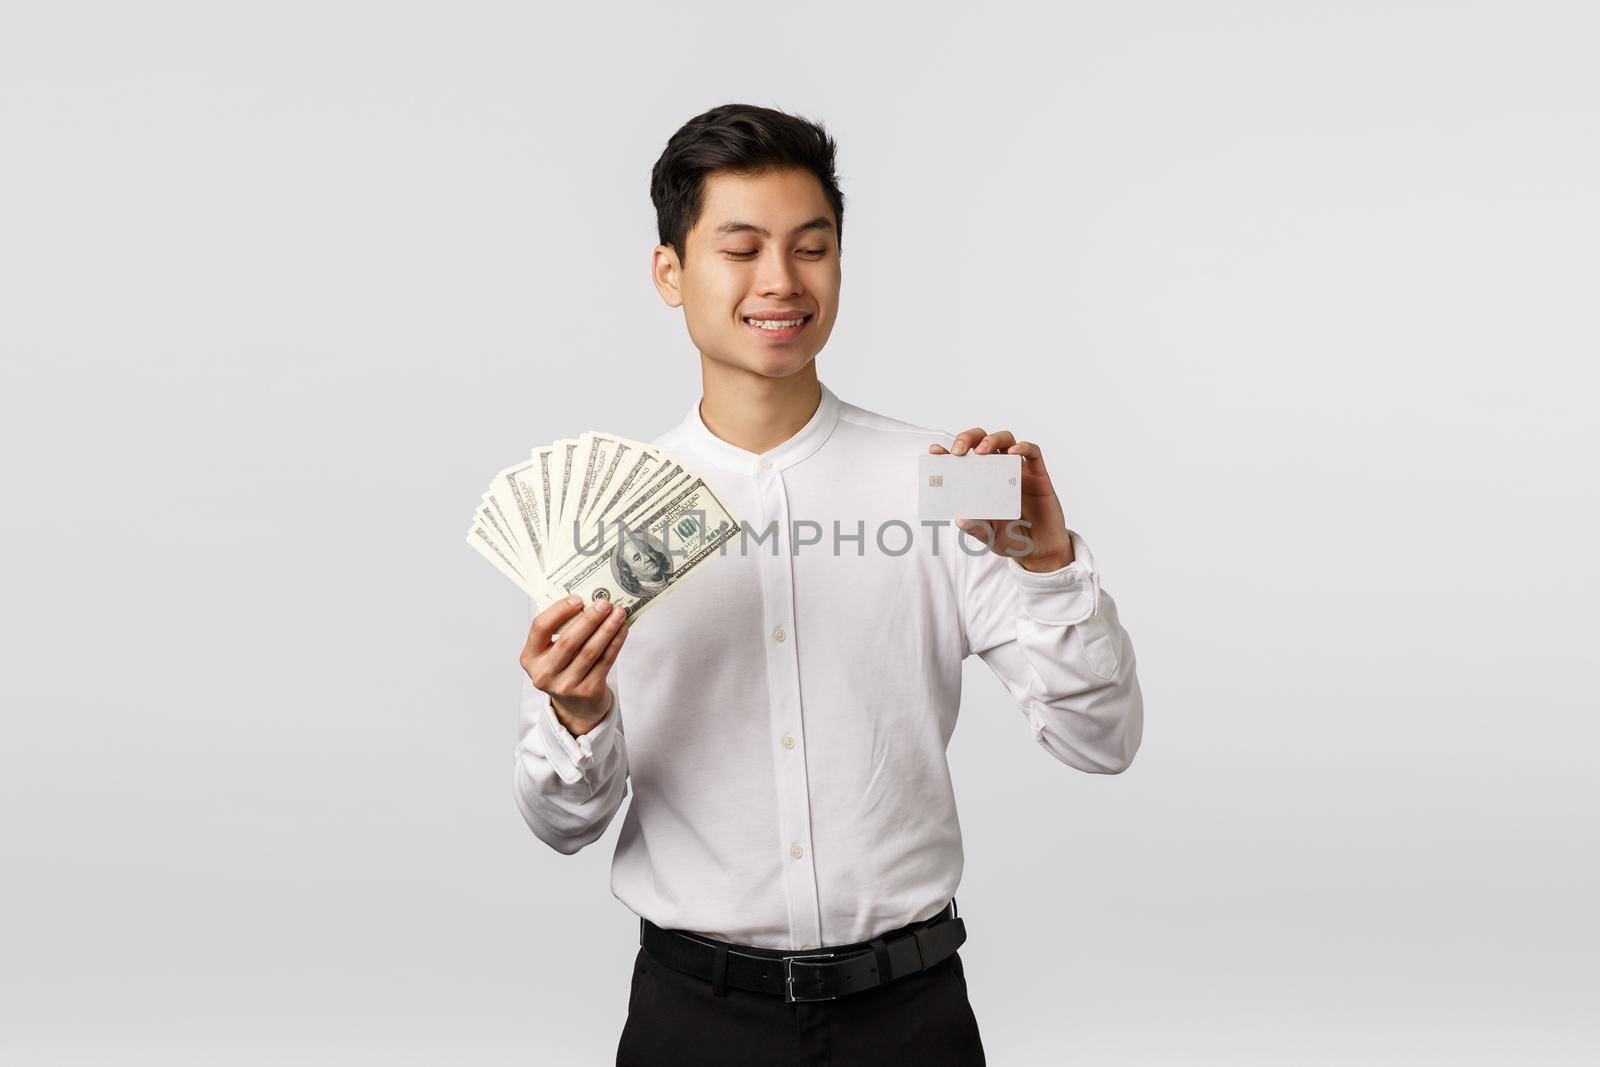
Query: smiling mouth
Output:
[[743, 315, 811, 331]]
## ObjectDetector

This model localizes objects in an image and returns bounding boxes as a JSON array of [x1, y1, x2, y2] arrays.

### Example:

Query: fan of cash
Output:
[[466, 431, 742, 626]]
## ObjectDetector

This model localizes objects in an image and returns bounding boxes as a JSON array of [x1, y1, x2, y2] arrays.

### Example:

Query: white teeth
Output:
[[745, 317, 806, 330]]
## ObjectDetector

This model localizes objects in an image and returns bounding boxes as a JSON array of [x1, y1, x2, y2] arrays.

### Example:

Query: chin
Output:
[[701, 341, 819, 380], [753, 348, 819, 377]]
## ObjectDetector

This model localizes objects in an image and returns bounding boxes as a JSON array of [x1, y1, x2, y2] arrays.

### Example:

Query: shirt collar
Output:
[[674, 380, 843, 476]]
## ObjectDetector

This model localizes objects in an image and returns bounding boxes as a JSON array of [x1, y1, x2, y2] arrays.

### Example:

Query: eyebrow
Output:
[[712, 216, 835, 240]]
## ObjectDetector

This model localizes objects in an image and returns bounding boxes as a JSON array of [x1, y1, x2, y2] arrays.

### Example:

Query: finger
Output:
[[556, 600, 627, 690], [927, 442, 949, 454], [974, 430, 1015, 455], [565, 623, 628, 714], [583, 619, 629, 684], [542, 598, 612, 672], [1006, 440, 1052, 481], [956, 517, 996, 543], [528, 595, 589, 649], [952, 427, 988, 455]]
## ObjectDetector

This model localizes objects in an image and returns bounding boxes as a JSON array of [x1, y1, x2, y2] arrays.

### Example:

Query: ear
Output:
[[651, 244, 684, 308]]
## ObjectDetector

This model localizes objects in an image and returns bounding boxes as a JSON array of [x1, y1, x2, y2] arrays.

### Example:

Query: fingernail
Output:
[[591, 599, 610, 614], [567, 596, 581, 607]]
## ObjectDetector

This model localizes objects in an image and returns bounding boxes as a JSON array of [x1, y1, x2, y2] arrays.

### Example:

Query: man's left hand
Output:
[[928, 428, 1075, 572]]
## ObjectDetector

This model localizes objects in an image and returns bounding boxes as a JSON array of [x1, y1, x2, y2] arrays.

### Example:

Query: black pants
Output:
[[616, 920, 987, 1066]]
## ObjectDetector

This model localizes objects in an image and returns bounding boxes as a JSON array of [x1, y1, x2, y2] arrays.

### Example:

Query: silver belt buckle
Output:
[[783, 952, 837, 1003]]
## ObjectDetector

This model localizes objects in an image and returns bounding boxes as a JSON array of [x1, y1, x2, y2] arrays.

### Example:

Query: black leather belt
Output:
[[639, 899, 967, 1003]]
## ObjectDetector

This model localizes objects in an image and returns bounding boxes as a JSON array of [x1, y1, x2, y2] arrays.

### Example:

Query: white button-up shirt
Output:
[[513, 382, 1143, 950]]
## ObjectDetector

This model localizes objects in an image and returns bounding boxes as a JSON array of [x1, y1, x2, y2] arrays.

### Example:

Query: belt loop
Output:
[[870, 937, 892, 986], [710, 942, 730, 997], [912, 927, 934, 972]]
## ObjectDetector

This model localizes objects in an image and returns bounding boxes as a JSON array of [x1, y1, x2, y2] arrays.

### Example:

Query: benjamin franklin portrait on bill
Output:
[[613, 526, 671, 599]]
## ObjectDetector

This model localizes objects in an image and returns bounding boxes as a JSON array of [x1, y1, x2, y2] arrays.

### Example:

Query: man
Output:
[[513, 103, 1143, 1066]]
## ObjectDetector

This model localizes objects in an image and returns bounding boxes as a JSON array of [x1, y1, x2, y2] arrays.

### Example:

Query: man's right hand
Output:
[[520, 595, 629, 736]]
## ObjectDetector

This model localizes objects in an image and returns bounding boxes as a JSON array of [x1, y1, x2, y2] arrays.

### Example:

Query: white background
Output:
[[3, 2, 1596, 1063]]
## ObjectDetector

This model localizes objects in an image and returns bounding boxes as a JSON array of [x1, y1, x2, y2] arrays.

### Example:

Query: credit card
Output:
[[917, 453, 1022, 521]]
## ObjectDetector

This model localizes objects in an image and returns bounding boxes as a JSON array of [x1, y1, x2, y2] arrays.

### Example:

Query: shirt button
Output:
[[759, 459, 773, 471], [782, 734, 796, 750], [790, 844, 805, 860], [773, 626, 787, 643]]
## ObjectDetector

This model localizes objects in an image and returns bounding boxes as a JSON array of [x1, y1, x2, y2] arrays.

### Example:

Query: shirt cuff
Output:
[[1006, 529, 1101, 625], [537, 689, 618, 786]]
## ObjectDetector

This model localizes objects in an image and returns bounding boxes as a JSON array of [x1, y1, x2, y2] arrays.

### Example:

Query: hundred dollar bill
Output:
[[586, 448, 660, 534], [550, 447, 675, 565], [465, 518, 534, 598], [577, 433, 645, 531], [564, 432, 626, 550], [542, 473, 741, 626], [551, 437, 581, 549], [476, 501, 518, 560], [562, 460, 687, 564], [535, 445, 556, 550], [473, 504, 563, 602], [492, 458, 549, 573], [555, 433, 591, 544]]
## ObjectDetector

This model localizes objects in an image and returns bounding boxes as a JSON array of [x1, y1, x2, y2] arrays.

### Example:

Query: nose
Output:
[[756, 247, 803, 299]]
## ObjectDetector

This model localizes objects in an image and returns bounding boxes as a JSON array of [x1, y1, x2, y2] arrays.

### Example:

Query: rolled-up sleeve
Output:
[[959, 528, 1144, 774]]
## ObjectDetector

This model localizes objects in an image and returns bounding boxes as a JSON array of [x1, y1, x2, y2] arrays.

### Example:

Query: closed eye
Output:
[[722, 249, 830, 258]]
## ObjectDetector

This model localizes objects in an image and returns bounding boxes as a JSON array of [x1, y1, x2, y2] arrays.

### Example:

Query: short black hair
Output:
[[650, 103, 845, 266]]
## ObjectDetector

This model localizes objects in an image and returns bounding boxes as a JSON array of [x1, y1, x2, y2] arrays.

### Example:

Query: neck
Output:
[[697, 356, 823, 455]]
